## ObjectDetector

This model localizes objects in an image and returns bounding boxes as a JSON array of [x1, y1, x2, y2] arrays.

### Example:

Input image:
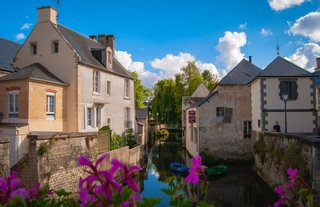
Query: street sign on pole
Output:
[[188, 111, 196, 123]]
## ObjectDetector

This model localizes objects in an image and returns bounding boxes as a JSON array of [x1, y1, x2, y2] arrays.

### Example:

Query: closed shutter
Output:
[[224, 108, 233, 123]]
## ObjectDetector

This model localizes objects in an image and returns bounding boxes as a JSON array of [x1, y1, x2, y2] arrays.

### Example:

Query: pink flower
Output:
[[274, 186, 284, 196], [274, 198, 286, 207], [79, 188, 95, 207], [274, 186, 286, 207], [111, 158, 141, 192], [185, 155, 206, 185], [0, 171, 28, 204]]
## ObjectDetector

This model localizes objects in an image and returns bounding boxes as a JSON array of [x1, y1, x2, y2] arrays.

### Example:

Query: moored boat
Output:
[[206, 165, 228, 176], [170, 162, 189, 173]]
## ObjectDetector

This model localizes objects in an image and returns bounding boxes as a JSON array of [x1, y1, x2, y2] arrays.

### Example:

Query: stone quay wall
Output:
[[0, 137, 9, 177], [13, 132, 110, 192], [12, 131, 145, 192], [253, 132, 320, 204]]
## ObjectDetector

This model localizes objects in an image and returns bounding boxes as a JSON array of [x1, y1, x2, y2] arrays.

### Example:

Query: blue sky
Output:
[[1, 0, 320, 87]]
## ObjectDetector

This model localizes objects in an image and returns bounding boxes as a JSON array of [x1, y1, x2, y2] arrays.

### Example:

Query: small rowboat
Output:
[[206, 165, 228, 177], [170, 162, 189, 173]]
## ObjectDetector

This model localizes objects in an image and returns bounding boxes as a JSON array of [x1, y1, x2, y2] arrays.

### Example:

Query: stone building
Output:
[[251, 56, 317, 134], [0, 6, 135, 166], [185, 59, 261, 159]]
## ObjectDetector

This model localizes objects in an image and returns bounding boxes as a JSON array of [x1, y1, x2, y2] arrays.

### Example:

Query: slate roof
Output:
[[219, 59, 261, 85], [57, 24, 133, 79], [191, 90, 219, 108], [136, 109, 148, 119], [259, 56, 314, 77], [0, 63, 66, 85], [0, 38, 21, 72]]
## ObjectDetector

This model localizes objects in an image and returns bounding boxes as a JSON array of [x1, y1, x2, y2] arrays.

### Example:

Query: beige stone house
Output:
[[0, 6, 135, 166], [251, 56, 317, 134], [185, 59, 261, 159], [135, 109, 149, 146]]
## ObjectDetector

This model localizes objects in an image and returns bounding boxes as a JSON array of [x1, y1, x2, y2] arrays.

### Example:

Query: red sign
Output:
[[188, 111, 196, 123]]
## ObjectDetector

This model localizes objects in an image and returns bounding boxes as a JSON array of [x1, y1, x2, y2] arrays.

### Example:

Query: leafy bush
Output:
[[125, 128, 139, 149]]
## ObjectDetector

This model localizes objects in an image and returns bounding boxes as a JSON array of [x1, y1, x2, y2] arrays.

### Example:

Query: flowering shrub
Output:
[[274, 168, 314, 207], [0, 154, 219, 207]]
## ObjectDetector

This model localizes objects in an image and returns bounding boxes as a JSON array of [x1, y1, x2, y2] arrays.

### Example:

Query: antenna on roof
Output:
[[276, 39, 280, 57], [52, 0, 60, 20]]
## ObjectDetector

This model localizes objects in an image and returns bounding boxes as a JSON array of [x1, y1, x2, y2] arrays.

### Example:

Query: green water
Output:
[[140, 132, 277, 207]]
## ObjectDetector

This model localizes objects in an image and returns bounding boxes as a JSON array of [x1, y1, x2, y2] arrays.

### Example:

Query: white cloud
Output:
[[289, 11, 320, 42], [115, 50, 160, 88], [239, 22, 247, 30], [285, 43, 320, 72], [260, 28, 273, 36], [20, 23, 33, 30], [268, 0, 308, 11], [215, 31, 247, 70], [151, 52, 194, 78], [15, 33, 26, 41]]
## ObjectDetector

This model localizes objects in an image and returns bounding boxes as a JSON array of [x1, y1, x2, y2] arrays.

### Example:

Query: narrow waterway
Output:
[[140, 132, 278, 207]]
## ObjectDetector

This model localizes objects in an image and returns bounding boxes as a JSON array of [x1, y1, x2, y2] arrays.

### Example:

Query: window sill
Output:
[[93, 92, 101, 96], [124, 97, 131, 100]]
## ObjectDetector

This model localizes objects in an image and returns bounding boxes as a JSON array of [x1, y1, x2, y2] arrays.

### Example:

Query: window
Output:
[[30, 42, 37, 55], [124, 79, 130, 98], [125, 107, 131, 128], [46, 94, 55, 120], [96, 108, 101, 128], [216, 107, 224, 123], [87, 108, 93, 127], [244, 121, 252, 138], [93, 70, 100, 93], [279, 80, 298, 100], [106, 80, 111, 95], [107, 117, 111, 128], [8, 92, 19, 118], [216, 107, 232, 123], [52, 40, 59, 53]]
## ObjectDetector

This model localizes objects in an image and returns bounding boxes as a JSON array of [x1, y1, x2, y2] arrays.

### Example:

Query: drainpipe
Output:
[[197, 108, 200, 156]]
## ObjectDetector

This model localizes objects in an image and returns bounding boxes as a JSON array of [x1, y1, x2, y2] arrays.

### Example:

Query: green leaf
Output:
[[136, 197, 162, 207]]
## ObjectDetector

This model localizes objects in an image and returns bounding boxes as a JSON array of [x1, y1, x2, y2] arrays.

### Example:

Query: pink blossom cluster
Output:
[[78, 153, 142, 207]]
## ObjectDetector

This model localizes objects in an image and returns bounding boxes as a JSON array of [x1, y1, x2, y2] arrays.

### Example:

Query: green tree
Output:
[[202, 69, 218, 90], [131, 71, 153, 109], [181, 62, 204, 95]]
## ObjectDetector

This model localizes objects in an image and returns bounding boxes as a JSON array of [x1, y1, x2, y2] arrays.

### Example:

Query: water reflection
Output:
[[140, 137, 277, 207]]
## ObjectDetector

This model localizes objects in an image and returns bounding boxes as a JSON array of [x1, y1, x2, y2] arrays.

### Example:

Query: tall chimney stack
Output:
[[316, 57, 320, 71], [37, 6, 57, 25]]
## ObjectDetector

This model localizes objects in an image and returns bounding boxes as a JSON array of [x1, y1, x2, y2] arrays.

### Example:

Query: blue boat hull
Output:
[[170, 162, 189, 173]]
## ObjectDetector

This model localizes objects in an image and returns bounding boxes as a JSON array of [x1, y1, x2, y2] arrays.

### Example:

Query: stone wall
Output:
[[0, 137, 9, 176], [254, 132, 320, 204], [12, 132, 110, 191], [12, 131, 145, 192]]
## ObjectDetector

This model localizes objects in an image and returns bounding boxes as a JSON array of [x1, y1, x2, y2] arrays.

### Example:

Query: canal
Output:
[[140, 131, 278, 207]]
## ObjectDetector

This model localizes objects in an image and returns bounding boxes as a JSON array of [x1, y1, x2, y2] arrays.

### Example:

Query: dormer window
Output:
[[52, 40, 59, 53], [30, 42, 37, 55]]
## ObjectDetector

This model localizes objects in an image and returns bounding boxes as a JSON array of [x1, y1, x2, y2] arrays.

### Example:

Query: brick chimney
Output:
[[97, 34, 115, 69], [37, 6, 57, 24]]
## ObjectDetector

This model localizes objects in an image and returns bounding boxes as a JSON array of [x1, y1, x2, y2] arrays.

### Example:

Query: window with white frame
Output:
[[46, 93, 55, 120], [8, 92, 19, 118], [124, 79, 130, 98], [87, 108, 94, 127], [106, 80, 111, 95], [93, 70, 100, 93], [125, 107, 131, 128]]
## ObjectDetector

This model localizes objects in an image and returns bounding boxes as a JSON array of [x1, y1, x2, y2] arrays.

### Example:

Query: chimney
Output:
[[37, 6, 58, 24], [97, 34, 115, 69], [89, 35, 97, 42], [249, 56, 252, 63], [316, 57, 320, 71]]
